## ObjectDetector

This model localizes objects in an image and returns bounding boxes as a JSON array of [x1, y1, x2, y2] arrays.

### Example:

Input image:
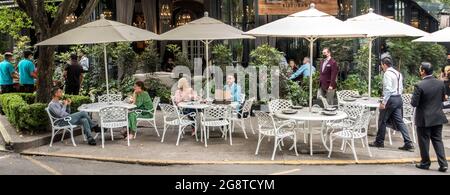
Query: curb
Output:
[[0, 117, 84, 152], [0, 120, 13, 151], [20, 151, 450, 166]]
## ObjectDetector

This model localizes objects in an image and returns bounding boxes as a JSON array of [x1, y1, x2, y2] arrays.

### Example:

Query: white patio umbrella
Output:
[[36, 15, 160, 95], [345, 8, 429, 96], [245, 3, 367, 110], [413, 27, 450, 42], [158, 12, 254, 98]]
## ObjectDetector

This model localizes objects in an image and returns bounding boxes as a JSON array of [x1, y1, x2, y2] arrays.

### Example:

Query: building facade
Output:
[[95, 0, 440, 67]]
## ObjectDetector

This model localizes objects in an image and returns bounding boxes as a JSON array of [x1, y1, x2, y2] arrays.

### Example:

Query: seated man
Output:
[[48, 87, 98, 146], [290, 57, 316, 81], [224, 75, 242, 103]]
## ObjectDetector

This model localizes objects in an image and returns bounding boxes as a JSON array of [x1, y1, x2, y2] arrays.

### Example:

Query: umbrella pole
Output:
[[104, 43, 109, 95], [203, 40, 211, 99], [307, 37, 317, 112], [368, 37, 374, 97]]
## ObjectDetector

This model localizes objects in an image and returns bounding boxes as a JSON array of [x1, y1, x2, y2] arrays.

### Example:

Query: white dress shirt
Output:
[[382, 67, 404, 105]]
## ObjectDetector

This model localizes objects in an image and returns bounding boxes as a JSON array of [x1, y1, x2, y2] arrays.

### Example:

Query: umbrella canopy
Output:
[[159, 12, 254, 99], [346, 9, 429, 38], [36, 15, 159, 46], [245, 3, 367, 110], [36, 15, 160, 95], [345, 8, 428, 97], [158, 12, 254, 41], [413, 27, 450, 42], [245, 4, 366, 38]]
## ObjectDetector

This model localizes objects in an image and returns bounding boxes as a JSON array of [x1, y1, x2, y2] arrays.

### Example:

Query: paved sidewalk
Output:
[[21, 111, 450, 165]]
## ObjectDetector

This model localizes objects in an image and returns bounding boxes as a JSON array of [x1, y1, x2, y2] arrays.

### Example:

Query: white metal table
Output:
[[275, 109, 348, 156], [78, 102, 137, 113]]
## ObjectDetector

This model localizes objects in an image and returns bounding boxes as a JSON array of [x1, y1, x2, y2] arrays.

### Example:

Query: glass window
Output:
[[395, 0, 405, 22]]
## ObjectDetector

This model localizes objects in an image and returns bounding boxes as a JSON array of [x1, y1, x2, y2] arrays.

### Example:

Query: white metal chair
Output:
[[134, 97, 160, 138], [325, 104, 366, 150], [159, 103, 196, 146], [240, 93, 246, 104], [201, 105, 233, 147], [99, 106, 130, 148], [268, 99, 293, 113], [337, 90, 360, 106], [98, 94, 122, 103], [388, 94, 417, 145], [269, 99, 307, 143], [254, 111, 298, 160], [230, 97, 256, 138], [46, 108, 85, 147], [328, 108, 373, 162]]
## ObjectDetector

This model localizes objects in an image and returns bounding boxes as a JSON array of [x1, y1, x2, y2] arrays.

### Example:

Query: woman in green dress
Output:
[[125, 81, 153, 139]]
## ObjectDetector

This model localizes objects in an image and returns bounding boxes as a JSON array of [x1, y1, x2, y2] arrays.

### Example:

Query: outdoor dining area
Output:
[[44, 89, 417, 162], [36, 3, 448, 163]]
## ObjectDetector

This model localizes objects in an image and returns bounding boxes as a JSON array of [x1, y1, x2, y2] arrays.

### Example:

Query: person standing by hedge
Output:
[[0, 52, 18, 94], [125, 81, 153, 140], [64, 54, 83, 95], [18, 50, 37, 93], [48, 87, 98, 146]]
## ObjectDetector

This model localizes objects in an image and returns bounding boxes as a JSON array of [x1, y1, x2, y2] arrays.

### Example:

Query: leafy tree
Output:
[[0, 7, 33, 40], [16, 0, 100, 103], [212, 44, 233, 71]]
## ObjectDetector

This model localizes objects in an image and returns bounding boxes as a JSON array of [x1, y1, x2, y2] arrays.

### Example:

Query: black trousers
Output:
[[20, 84, 35, 93], [0, 85, 14, 94], [65, 85, 80, 95], [376, 96, 412, 145], [417, 125, 448, 168]]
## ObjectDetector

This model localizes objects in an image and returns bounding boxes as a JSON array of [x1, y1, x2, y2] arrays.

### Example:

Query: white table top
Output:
[[178, 101, 240, 110], [340, 97, 380, 108], [78, 102, 137, 113], [275, 109, 348, 121]]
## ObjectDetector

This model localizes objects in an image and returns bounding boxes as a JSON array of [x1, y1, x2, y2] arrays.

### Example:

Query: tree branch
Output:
[[52, 0, 81, 28], [58, 0, 100, 33]]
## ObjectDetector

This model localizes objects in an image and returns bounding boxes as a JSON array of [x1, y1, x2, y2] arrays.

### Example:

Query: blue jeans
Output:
[[68, 111, 95, 139]]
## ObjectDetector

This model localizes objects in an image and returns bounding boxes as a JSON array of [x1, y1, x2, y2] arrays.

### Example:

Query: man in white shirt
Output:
[[369, 55, 414, 151], [79, 51, 89, 73]]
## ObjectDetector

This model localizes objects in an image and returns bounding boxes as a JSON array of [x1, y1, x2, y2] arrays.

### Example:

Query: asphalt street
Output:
[[0, 151, 447, 175]]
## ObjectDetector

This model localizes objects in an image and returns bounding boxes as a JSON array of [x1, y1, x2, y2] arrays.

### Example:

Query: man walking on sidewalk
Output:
[[412, 62, 448, 173], [369, 54, 414, 151]]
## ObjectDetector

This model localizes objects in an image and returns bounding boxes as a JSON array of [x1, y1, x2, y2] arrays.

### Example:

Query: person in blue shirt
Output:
[[18, 50, 37, 93], [0, 52, 18, 93], [289, 57, 316, 82], [224, 75, 242, 103]]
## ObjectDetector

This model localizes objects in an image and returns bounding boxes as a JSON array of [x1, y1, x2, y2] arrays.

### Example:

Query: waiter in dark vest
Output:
[[369, 54, 414, 151], [412, 62, 448, 172]]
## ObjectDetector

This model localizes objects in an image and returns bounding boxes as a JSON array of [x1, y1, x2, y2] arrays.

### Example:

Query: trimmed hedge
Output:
[[0, 93, 91, 133]]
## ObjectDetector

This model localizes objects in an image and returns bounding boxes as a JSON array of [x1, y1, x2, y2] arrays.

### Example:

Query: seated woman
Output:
[[174, 77, 198, 104], [174, 78, 199, 135], [124, 81, 153, 139]]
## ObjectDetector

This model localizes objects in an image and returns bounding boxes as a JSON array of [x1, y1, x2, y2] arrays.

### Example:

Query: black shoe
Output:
[[415, 164, 430, 170], [398, 144, 415, 152], [92, 125, 101, 133], [87, 137, 97, 146], [369, 142, 384, 148], [439, 167, 448, 173]]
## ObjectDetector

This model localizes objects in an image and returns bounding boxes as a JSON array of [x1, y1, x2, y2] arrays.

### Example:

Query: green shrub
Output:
[[144, 78, 172, 103], [64, 95, 92, 112], [0, 93, 91, 133]]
